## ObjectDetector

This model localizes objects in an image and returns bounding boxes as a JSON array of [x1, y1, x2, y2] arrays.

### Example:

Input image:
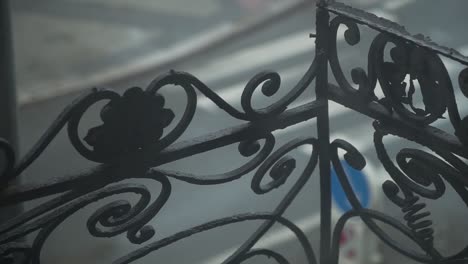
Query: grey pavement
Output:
[[9, 0, 468, 263]]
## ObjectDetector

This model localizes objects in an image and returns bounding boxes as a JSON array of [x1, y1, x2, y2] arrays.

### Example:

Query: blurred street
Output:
[[10, 0, 468, 263], [12, 0, 303, 104]]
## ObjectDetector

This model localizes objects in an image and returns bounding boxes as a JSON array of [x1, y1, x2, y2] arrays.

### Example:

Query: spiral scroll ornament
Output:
[[2, 2, 468, 262], [0, 51, 321, 264], [382, 181, 434, 248]]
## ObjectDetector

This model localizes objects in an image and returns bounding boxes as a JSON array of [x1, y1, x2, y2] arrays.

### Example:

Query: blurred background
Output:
[[7, 0, 468, 263]]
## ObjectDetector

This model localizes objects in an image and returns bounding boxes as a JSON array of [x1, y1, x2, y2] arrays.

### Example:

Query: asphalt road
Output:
[[11, 0, 293, 104], [13, 0, 468, 263]]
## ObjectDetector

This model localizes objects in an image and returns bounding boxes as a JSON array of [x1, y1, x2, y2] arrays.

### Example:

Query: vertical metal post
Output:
[[315, 1, 331, 263], [0, 0, 19, 222]]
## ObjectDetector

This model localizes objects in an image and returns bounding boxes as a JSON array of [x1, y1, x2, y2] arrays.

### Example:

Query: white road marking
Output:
[[192, 30, 316, 85], [383, 0, 416, 11], [75, 0, 221, 17], [184, 13, 466, 264], [194, 28, 348, 109], [18, 1, 310, 106], [197, 63, 309, 109], [18, 22, 236, 105], [192, 27, 348, 87], [195, 23, 466, 159]]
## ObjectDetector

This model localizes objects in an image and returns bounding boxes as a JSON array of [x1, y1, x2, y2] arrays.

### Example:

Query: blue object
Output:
[[331, 160, 370, 212]]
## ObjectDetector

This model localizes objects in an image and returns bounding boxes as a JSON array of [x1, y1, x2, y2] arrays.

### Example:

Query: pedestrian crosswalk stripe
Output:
[[197, 63, 310, 109], [192, 29, 319, 84]]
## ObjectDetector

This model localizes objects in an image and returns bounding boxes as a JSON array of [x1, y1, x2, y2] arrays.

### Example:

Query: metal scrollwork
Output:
[[373, 121, 468, 261], [455, 68, 468, 145], [83, 87, 175, 160], [119, 137, 319, 264], [326, 9, 468, 261], [329, 138, 437, 263], [0, 46, 322, 263], [329, 16, 376, 100], [459, 68, 468, 98], [329, 14, 466, 128], [371, 34, 450, 125], [3, 1, 468, 263], [328, 121, 468, 264], [326, 8, 468, 261]]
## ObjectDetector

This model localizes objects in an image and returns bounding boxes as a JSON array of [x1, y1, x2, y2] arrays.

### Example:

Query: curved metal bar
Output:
[[223, 137, 319, 263], [0, 89, 117, 185], [87, 171, 171, 244], [237, 249, 290, 264], [329, 16, 375, 100], [0, 243, 30, 264], [2, 3, 468, 264], [329, 15, 463, 129], [373, 121, 468, 201], [0, 131, 319, 264], [155, 134, 275, 185], [0, 175, 170, 247], [240, 57, 318, 119], [251, 138, 311, 194], [330, 138, 442, 262], [146, 56, 318, 123], [373, 121, 468, 261], [323, 1, 468, 66], [1, 55, 319, 179], [372, 35, 450, 125], [330, 209, 430, 264], [0, 187, 93, 237], [144, 72, 198, 155], [114, 213, 317, 264], [67, 90, 121, 162]]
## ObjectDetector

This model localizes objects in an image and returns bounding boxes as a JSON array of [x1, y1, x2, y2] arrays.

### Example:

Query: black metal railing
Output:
[[2, 0, 468, 263]]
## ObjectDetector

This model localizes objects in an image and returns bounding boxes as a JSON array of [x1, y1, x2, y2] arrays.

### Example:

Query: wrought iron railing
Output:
[[2, 1, 468, 263]]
